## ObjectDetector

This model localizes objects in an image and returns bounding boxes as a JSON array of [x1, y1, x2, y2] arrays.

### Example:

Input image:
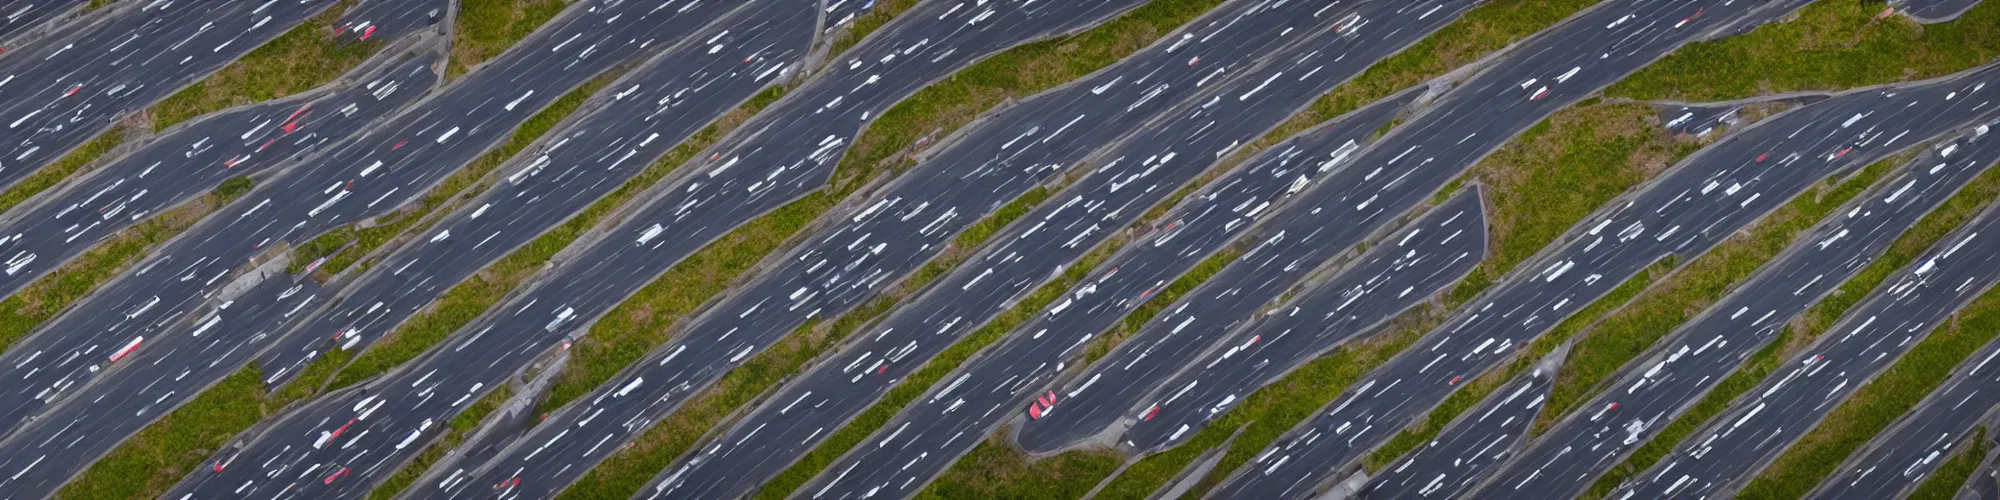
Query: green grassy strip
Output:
[[367, 385, 514, 499], [555, 1, 1240, 496], [0, 128, 126, 216], [450, 0, 570, 79], [1910, 427, 1989, 500], [152, 0, 382, 131], [320, 84, 785, 391], [288, 67, 625, 278], [1740, 270, 2000, 498], [56, 366, 273, 499], [1607, 0, 2000, 102], [1535, 140, 1949, 434], [0, 180, 253, 355]]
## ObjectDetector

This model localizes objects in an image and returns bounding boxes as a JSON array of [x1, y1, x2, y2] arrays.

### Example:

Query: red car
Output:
[[1027, 391, 1059, 419]]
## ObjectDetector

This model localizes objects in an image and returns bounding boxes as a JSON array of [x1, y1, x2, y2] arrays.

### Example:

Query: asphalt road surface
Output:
[[0, 1, 84, 45], [0, 0, 335, 194], [0, 0, 779, 496], [622, 3, 1484, 499], [170, 1, 1155, 498], [1815, 329, 2000, 498], [1362, 346, 1565, 499], [791, 86, 1427, 500], [0, 38, 437, 311], [1476, 106, 2000, 499], [1614, 168, 2000, 498], [1029, 0, 1814, 463]]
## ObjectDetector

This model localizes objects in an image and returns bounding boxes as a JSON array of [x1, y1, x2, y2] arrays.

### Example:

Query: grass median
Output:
[[1607, 0, 2000, 102]]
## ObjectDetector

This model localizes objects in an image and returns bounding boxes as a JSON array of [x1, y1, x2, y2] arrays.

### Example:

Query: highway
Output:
[[624, 3, 1487, 499], [0, 0, 821, 496], [789, 85, 1428, 500], [1474, 109, 2000, 498], [250, 0, 821, 393], [334, 0, 449, 46], [1362, 345, 1564, 499], [1899, 0, 1986, 23], [0, 0, 336, 194], [1026, 0, 1815, 459], [0, 0, 780, 496], [1815, 332, 2000, 498], [169, 1, 1156, 498], [1614, 167, 2000, 498], [1205, 11, 2000, 500], [0, 37, 438, 310], [0, 1, 84, 46]]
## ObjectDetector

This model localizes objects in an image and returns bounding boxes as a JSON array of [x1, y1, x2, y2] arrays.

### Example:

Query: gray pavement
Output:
[[1475, 109, 2000, 499], [0, 1, 85, 46]]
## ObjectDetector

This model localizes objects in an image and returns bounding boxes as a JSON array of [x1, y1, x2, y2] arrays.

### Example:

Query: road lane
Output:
[[1476, 112, 2000, 499], [1815, 338, 2000, 499]]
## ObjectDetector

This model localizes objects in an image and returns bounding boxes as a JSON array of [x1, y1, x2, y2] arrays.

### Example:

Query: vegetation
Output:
[[1608, 0, 2000, 102], [451, 0, 570, 78], [152, 0, 384, 130]]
